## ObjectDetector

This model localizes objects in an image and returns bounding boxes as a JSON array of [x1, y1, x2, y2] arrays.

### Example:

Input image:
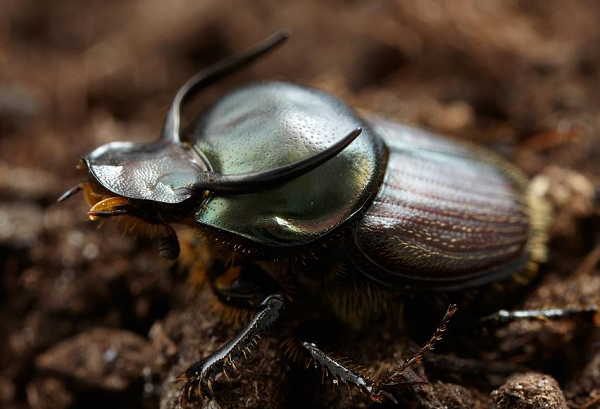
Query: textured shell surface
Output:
[[84, 139, 206, 204], [189, 81, 385, 246], [350, 119, 533, 289]]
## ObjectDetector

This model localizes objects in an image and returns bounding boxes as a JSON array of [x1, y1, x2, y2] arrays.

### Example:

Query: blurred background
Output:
[[1, 1, 600, 408]]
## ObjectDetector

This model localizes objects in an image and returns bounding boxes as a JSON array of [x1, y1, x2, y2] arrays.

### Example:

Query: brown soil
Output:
[[1, 1, 599, 408]]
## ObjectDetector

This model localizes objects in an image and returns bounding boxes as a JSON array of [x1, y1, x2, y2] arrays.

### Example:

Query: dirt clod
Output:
[[35, 328, 156, 392], [26, 377, 74, 409], [566, 349, 600, 408], [159, 290, 287, 409], [491, 373, 568, 409]]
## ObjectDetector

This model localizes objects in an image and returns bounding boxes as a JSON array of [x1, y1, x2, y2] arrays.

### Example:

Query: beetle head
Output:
[[83, 139, 207, 204], [71, 176, 185, 261], [60, 31, 362, 259]]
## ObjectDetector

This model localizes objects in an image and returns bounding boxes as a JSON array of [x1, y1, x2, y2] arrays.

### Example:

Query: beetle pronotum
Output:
[[60, 31, 553, 404]]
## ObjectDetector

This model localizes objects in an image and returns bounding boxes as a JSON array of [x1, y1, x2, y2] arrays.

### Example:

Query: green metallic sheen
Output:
[[188, 82, 386, 247]]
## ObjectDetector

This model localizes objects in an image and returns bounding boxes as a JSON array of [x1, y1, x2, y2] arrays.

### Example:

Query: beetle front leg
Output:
[[178, 293, 284, 405]]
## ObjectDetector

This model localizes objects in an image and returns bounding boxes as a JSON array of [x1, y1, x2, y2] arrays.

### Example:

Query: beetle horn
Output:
[[162, 30, 290, 142], [191, 127, 362, 194]]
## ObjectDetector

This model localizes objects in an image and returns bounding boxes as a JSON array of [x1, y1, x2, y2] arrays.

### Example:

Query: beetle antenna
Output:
[[162, 30, 290, 143], [193, 127, 362, 194], [57, 183, 84, 202]]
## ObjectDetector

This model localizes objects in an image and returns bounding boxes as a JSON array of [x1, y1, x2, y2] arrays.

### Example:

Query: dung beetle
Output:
[[59, 31, 552, 404]]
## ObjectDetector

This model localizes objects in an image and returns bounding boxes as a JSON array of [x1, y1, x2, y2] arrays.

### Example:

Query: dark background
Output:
[[1, 1, 599, 408]]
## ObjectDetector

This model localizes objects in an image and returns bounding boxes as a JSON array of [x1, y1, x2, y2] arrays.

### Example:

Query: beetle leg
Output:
[[480, 304, 599, 325], [301, 341, 390, 402], [151, 209, 181, 260], [158, 222, 180, 260], [178, 293, 284, 405], [207, 260, 284, 311], [301, 304, 458, 403]]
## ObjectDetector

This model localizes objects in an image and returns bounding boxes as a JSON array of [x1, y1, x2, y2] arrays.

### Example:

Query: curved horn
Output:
[[192, 127, 362, 194], [162, 30, 290, 142]]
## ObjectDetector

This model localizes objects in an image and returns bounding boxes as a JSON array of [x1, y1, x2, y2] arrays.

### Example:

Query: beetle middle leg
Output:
[[300, 304, 458, 403]]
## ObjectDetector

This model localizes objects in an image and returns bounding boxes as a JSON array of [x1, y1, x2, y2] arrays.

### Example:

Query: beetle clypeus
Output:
[[60, 31, 551, 404]]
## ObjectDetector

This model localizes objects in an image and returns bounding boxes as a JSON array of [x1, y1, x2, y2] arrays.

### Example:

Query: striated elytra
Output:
[[61, 31, 551, 404]]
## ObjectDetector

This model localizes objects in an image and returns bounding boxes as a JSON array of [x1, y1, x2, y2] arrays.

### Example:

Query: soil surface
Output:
[[1, 1, 600, 408]]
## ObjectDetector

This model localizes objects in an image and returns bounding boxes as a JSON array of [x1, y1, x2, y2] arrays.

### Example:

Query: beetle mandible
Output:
[[59, 31, 551, 404]]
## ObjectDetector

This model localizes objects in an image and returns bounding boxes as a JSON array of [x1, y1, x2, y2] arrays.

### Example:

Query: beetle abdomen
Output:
[[349, 119, 549, 290]]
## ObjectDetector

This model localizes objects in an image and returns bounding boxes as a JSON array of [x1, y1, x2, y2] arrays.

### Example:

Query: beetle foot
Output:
[[177, 342, 251, 405], [178, 372, 209, 406], [178, 356, 236, 405], [177, 294, 284, 405]]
